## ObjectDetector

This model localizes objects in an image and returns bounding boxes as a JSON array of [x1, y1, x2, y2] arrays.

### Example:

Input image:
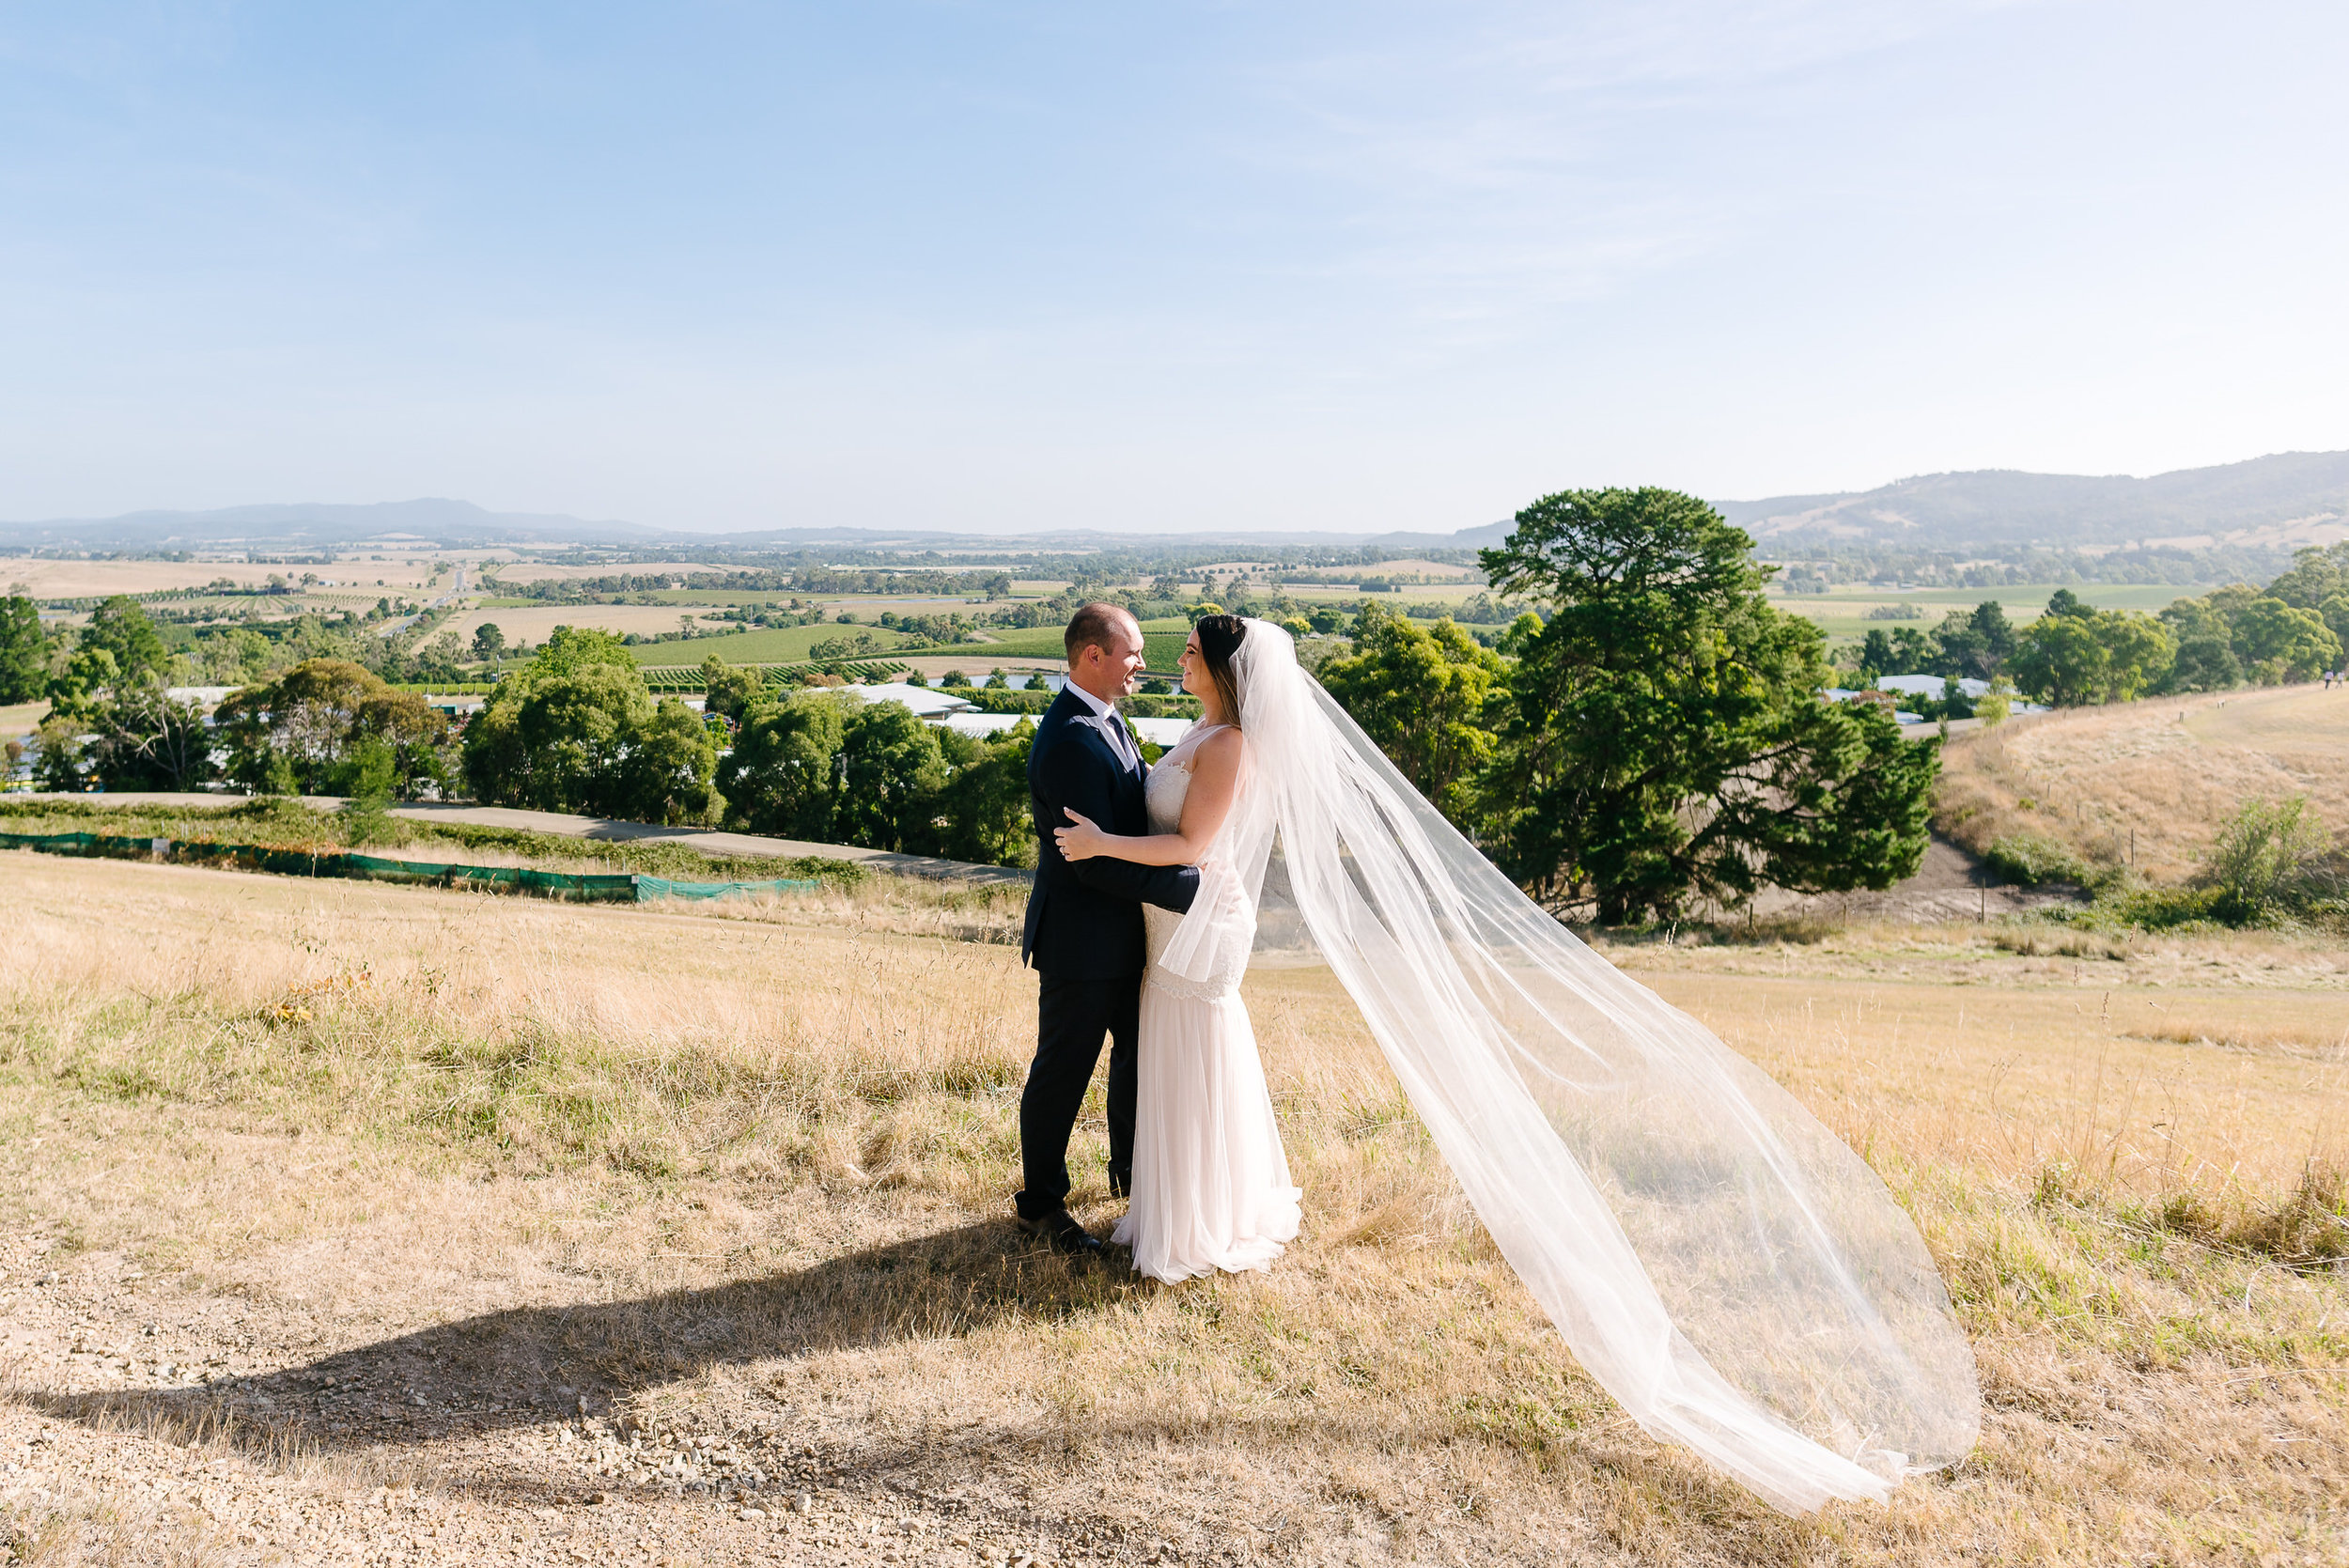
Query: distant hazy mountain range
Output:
[[6, 449, 2344, 555], [1715, 450, 2349, 551]]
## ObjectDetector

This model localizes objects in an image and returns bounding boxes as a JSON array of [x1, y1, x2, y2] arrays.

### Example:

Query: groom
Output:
[[1016, 604, 1201, 1255]]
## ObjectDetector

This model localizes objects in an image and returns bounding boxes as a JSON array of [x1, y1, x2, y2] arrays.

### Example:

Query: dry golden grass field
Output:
[[3, 855, 2346, 1566], [1937, 681, 2349, 883], [2, 558, 459, 601]]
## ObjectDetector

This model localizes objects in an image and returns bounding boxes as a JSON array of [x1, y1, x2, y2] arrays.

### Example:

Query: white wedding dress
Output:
[[1127, 622, 1980, 1517], [1110, 724, 1303, 1282]]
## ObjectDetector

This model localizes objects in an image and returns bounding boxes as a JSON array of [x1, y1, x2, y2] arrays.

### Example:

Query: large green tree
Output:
[[0, 597, 48, 705], [1478, 488, 1937, 924], [2228, 597, 2340, 682], [213, 658, 452, 797], [1317, 605, 1505, 824], [1926, 600, 2015, 680], [926, 722, 1038, 868], [697, 654, 768, 723], [76, 689, 218, 791], [833, 701, 952, 852], [76, 596, 172, 688], [722, 691, 853, 840]]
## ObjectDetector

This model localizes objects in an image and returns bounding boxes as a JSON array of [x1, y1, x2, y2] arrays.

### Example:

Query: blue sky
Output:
[[4, 2, 2345, 534]]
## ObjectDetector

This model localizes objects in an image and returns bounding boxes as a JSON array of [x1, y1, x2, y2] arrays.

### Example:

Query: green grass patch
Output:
[[1983, 831, 2094, 887], [630, 624, 921, 665]]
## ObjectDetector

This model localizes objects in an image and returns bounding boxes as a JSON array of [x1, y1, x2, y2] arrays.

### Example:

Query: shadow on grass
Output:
[[8, 1220, 1785, 1538], [13, 1220, 1134, 1467]]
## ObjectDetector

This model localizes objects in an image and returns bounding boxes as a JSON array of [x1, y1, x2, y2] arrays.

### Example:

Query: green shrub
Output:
[[2069, 885, 2231, 932], [2198, 796, 2339, 919], [1983, 831, 2090, 887]]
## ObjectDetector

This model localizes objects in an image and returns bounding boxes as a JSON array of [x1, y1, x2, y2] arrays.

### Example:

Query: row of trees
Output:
[[22, 612, 1039, 864], [457, 629, 1036, 859], [2, 588, 472, 701], [1852, 545, 2349, 708], [5, 589, 476, 791]]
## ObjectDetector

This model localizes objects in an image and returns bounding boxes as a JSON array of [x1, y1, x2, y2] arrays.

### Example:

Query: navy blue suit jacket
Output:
[[1021, 688, 1201, 976]]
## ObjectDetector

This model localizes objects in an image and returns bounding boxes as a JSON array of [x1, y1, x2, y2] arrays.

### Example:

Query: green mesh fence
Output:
[[0, 831, 818, 904]]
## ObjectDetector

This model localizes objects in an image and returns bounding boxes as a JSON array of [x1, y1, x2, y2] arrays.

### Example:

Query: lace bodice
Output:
[[1143, 725, 1251, 1001]]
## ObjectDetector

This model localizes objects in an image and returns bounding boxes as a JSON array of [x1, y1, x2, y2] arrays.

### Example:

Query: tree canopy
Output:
[[1461, 488, 1937, 924], [214, 659, 452, 798], [0, 597, 49, 705], [461, 641, 720, 825], [719, 691, 1037, 866], [1315, 604, 1504, 822]]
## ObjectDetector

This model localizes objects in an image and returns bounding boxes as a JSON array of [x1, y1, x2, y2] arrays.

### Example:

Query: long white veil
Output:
[[1157, 619, 1979, 1515]]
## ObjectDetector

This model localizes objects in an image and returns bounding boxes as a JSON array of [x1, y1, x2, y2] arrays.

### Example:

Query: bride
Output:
[[1054, 615, 1980, 1517]]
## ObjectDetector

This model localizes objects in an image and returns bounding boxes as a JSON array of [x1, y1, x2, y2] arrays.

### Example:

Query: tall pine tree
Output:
[[0, 597, 47, 705]]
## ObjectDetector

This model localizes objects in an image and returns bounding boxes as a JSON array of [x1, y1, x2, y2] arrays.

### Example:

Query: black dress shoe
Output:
[[1020, 1209, 1103, 1256]]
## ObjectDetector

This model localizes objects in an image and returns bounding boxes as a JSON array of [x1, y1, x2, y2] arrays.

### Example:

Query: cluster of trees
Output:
[[496, 566, 1016, 604], [1319, 490, 1938, 924], [461, 629, 723, 824], [2156, 546, 2348, 691], [2005, 564, 2346, 706], [1847, 542, 2349, 708], [21, 596, 216, 790], [14, 589, 459, 796], [1854, 600, 2016, 685], [214, 660, 451, 798], [718, 685, 1034, 865], [4, 586, 470, 707], [178, 613, 471, 688], [872, 611, 979, 644], [454, 630, 1036, 858]]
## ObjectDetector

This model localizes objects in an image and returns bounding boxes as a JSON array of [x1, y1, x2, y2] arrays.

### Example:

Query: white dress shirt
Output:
[[1066, 679, 1139, 769]]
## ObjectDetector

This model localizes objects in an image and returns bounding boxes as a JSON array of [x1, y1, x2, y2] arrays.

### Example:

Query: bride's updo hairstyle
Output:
[[1192, 613, 1248, 726]]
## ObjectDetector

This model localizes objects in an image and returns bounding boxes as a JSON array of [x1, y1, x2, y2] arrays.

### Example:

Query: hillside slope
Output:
[[1936, 683, 2349, 882]]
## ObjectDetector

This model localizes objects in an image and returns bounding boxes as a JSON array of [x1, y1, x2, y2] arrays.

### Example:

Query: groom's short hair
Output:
[[1065, 602, 1136, 662]]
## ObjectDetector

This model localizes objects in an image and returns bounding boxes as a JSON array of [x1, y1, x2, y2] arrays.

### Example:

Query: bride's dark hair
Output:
[[1192, 613, 1248, 725]]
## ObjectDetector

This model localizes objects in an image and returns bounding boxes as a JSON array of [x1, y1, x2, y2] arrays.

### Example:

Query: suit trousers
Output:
[[1016, 972, 1140, 1220]]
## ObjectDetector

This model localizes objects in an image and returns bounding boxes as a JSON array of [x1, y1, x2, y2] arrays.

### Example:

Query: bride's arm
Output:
[[1054, 728, 1242, 866]]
